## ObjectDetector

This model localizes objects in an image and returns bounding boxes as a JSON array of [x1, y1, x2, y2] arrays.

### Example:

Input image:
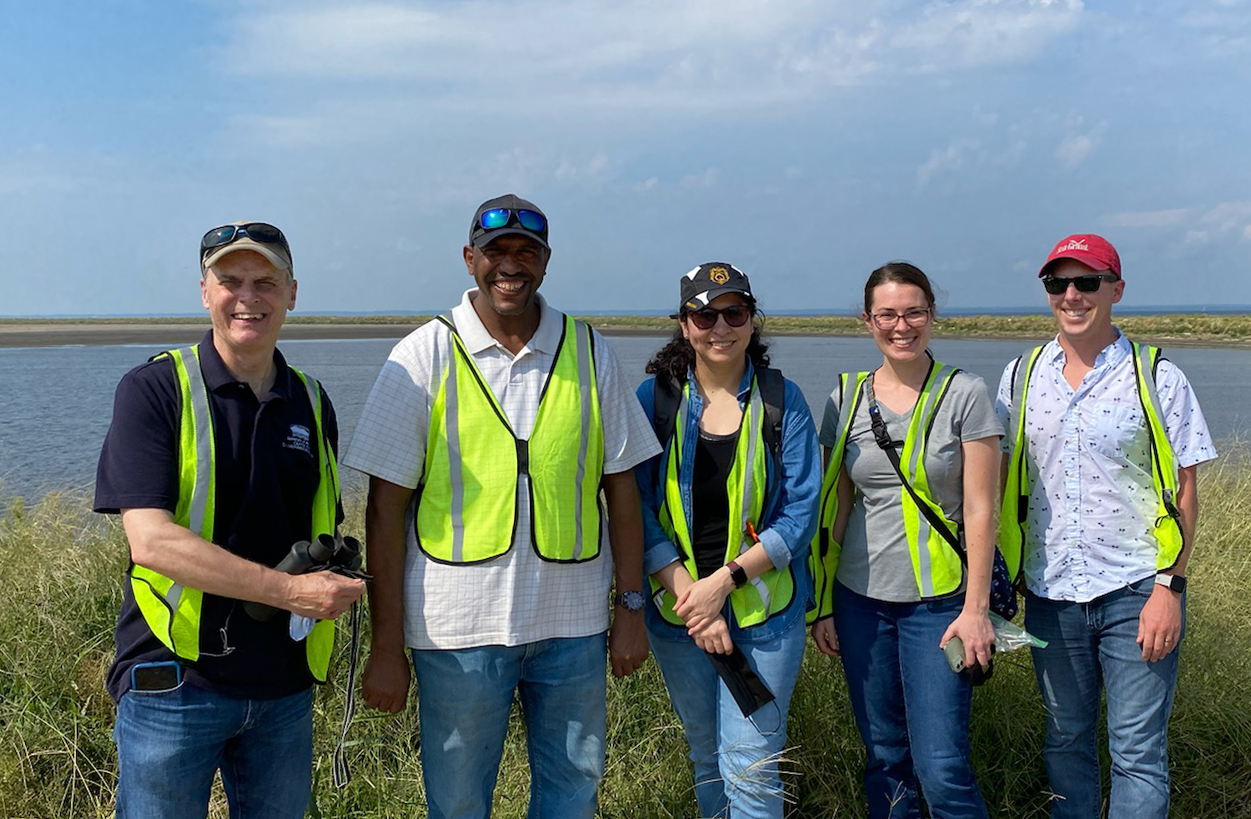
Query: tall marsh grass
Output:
[[2, 452, 1250, 817]]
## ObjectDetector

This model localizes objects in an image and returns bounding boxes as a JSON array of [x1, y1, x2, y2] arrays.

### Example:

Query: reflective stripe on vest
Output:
[[651, 375, 796, 629], [415, 314, 604, 564], [807, 371, 868, 622], [806, 364, 965, 618], [999, 342, 1183, 579], [897, 362, 963, 598], [128, 345, 339, 681]]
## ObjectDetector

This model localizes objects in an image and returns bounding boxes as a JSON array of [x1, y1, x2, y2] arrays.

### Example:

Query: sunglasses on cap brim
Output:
[[201, 223, 290, 263], [477, 208, 547, 234]]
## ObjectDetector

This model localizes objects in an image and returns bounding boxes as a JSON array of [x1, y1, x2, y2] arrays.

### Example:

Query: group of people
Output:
[[95, 195, 1215, 819]]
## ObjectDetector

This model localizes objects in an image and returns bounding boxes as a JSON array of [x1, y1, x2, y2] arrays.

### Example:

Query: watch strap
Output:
[[1155, 573, 1186, 593]]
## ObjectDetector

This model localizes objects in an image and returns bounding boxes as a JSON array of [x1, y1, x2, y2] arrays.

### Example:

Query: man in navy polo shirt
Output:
[[95, 221, 365, 819]]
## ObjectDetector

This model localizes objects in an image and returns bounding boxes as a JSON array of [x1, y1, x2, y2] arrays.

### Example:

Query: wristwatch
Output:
[[1155, 574, 1187, 593], [726, 560, 748, 589], [614, 590, 646, 612]]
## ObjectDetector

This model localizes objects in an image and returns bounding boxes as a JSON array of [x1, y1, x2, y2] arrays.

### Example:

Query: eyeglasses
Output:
[[684, 305, 753, 330], [868, 308, 931, 330], [1042, 273, 1119, 295], [477, 208, 547, 234], [201, 223, 290, 263]]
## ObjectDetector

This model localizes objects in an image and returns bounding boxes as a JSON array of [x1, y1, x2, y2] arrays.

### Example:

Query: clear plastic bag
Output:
[[990, 611, 1047, 652]]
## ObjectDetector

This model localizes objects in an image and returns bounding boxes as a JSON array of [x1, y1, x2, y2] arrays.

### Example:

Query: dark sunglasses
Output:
[[1042, 273, 1118, 295], [201, 223, 290, 263], [478, 208, 547, 233], [684, 305, 753, 330]]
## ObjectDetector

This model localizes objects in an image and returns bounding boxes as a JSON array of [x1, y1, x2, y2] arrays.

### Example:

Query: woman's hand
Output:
[[941, 609, 995, 670], [673, 570, 734, 636], [692, 615, 734, 654], [811, 618, 840, 657]]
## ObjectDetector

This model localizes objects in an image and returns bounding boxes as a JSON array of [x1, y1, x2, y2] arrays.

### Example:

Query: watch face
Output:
[[617, 590, 645, 612]]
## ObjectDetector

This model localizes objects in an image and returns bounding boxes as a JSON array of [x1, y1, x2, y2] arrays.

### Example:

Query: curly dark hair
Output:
[[645, 318, 771, 382]]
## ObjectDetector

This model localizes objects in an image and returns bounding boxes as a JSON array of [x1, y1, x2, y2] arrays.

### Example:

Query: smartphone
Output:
[[130, 661, 182, 691], [942, 636, 966, 673]]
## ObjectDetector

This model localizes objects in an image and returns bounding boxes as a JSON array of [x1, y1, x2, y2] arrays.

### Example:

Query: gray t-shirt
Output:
[[819, 370, 1003, 603]]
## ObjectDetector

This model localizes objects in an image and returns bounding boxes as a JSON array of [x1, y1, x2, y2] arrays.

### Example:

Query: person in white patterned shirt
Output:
[[342, 194, 660, 819], [996, 233, 1217, 819]]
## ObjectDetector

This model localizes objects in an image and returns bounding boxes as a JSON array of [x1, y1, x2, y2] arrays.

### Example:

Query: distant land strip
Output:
[[2, 314, 1250, 348]]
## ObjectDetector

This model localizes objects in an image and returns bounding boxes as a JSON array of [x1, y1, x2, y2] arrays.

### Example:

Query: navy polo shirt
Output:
[[95, 331, 342, 703]]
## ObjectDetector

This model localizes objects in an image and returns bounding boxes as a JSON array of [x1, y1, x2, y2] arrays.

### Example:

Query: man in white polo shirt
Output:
[[997, 234, 1217, 819], [343, 194, 660, 819]]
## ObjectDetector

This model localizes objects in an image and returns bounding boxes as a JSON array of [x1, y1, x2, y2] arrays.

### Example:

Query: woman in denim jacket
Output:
[[634, 262, 821, 819]]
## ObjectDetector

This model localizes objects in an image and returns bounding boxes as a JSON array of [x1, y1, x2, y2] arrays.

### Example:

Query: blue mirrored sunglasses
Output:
[[478, 208, 546, 233]]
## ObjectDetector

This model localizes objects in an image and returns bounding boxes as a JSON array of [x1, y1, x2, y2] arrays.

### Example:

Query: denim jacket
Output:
[[634, 362, 821, 642]]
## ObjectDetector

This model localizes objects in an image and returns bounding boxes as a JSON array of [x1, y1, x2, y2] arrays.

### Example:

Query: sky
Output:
[[0, 0, 1248, 317]]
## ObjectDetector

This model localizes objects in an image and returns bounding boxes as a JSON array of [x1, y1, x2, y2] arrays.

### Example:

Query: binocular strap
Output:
[[332, 598, 364, 789]]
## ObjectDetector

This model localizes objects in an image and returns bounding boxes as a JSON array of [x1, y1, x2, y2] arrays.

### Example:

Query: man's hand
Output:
[[609, 608, 648, 678], [361, 648, 412, 713], [811, 618, 840, 658], [1138, 583, 1183, 662], [282, 571, 365, 620]]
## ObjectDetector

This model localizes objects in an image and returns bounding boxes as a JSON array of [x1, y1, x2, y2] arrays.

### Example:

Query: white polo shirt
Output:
[[344, 290, 660, 650]]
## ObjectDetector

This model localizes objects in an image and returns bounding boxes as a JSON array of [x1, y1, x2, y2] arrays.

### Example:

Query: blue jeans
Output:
[[113, 681, 313, 819], [1025, 578, 1183, 819], [410, 633, 607, 819], [648, 615, 806, 819], [834, 583, 987, 819]]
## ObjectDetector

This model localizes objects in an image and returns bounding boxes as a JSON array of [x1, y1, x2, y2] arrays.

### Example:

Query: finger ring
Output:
[[1164, 639, 1171, 644]]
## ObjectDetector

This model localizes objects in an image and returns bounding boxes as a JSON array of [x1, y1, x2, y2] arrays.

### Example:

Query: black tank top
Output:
[[691, 429, 740, 578]]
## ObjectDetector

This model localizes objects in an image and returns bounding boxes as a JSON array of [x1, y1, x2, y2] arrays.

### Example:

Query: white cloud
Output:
[[917, 138, 981, 188], [680, 168, 720, 189], [219, 0, 1087, 119], [553, 154, 613, 184], [1101, 208, 1191, 228], [1055, 120, 1109, 169], [891, 0, 1085, 71], [1199, 201, 1251, 232]]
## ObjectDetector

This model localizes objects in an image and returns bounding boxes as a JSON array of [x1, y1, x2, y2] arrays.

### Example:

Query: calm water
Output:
[[2, 335, 1248, 502]]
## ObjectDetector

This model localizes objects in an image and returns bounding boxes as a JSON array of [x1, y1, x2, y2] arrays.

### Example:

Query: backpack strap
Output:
[[755, 366, 786, 466], [651, 374, 683, 445]]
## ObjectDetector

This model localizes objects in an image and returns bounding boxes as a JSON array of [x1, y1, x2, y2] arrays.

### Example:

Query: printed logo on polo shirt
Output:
[[284, 424, 312, 455]]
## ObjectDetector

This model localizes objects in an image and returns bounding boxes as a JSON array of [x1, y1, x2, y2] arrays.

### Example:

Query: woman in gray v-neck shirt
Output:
[[811, 262, 1002, 819]]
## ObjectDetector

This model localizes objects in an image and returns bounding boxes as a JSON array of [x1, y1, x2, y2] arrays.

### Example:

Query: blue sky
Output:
[[1, 0, 1248, 316]]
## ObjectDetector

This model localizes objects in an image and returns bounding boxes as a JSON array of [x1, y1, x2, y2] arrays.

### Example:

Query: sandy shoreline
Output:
[[0, 322, 427, 349], [0, 321, 689, 348], [2, 319, 1247, 349]]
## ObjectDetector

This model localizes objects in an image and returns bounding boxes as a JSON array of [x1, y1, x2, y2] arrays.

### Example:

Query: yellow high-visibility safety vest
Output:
[[415, 313, 605, 564], [128, 344, 341, 682], [652, 376, 796, 629], [808, 363, 966, 622], [999, 342, 1183, 580]]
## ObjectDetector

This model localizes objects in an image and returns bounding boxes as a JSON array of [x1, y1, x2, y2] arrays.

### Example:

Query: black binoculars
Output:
[[244, 533, 365, 621]]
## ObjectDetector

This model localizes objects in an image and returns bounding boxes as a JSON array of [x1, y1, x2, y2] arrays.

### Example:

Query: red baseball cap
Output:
[[1039, 233, 1121, 279]]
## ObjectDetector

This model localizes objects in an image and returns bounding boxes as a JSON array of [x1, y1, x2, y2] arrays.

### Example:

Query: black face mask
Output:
[[706, 646, 776, 719]]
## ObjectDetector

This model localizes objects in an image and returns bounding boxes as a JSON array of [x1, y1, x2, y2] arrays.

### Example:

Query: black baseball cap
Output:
[[674, 262, 755, 315], [468, 194, 550, 250]]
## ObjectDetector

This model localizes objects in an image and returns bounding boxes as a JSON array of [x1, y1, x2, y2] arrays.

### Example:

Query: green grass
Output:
[[3, 452, 1251, 818], [4, 313, 1251, 345]]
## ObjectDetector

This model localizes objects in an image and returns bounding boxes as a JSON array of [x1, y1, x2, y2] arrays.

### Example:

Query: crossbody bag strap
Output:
[[865, 377, 965, 561]]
